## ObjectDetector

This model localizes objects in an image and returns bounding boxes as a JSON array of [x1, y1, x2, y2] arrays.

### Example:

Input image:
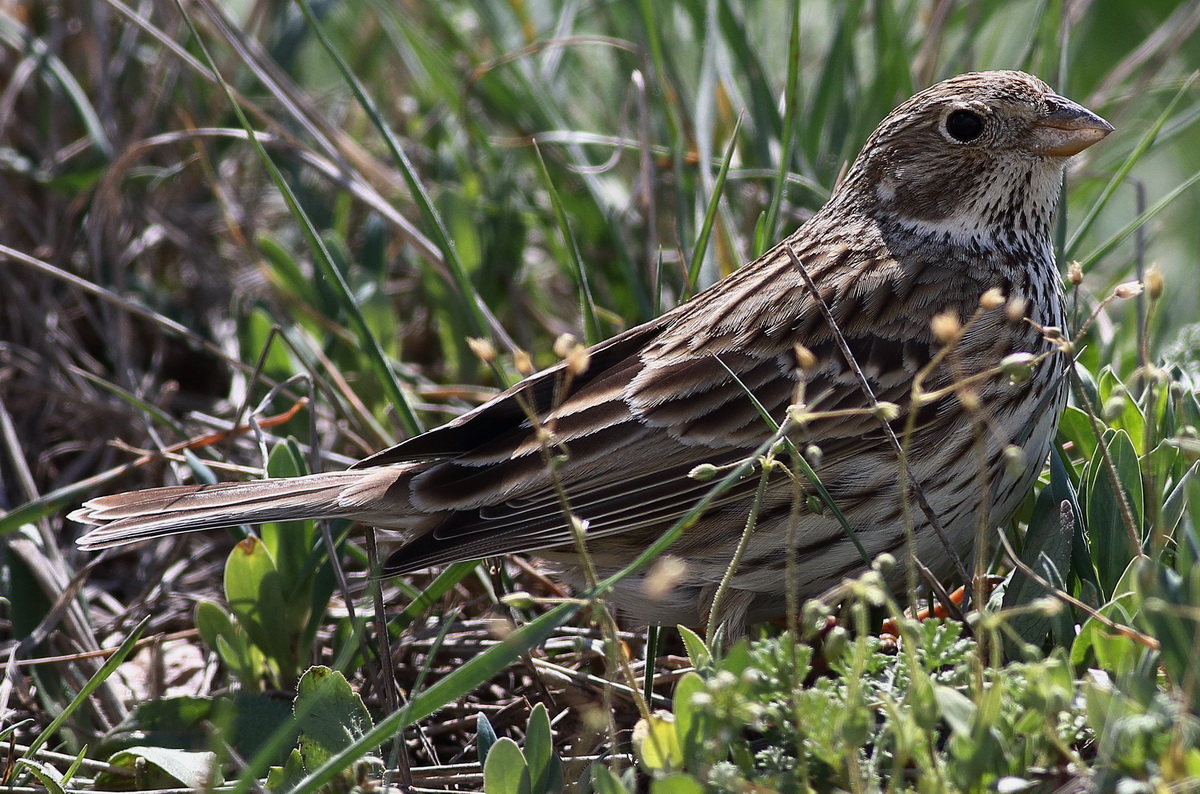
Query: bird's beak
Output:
[[1028, 94, 1114, 157]]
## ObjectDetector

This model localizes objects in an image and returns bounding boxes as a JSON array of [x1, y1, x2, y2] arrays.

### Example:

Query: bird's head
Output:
[[833, 70, 1112, 250]]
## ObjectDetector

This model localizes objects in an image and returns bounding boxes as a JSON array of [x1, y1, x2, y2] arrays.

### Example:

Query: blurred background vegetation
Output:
[[2, 0, 1199, 790]]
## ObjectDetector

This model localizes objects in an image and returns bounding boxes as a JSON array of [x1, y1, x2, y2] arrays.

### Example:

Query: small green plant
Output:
[[195, 440, 339, 692], [480, 703, 565, 794], [93, 747, 224, 791], [266, 666, 381, 794], [623, 590, 1185, 792]]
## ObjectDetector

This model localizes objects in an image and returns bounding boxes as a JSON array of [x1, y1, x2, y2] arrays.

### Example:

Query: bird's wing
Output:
[[383, 236, 978, 572], [352, 315, 670, 466]]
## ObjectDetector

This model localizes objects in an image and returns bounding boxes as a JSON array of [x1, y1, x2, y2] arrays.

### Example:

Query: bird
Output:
[[72, 71, 1112, 633]]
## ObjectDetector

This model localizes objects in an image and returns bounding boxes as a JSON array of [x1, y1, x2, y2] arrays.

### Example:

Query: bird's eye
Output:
[[944, 109, 984, 142]]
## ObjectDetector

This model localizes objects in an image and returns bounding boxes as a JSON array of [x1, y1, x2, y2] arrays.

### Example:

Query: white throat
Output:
[[882, 156, 1064, 258]]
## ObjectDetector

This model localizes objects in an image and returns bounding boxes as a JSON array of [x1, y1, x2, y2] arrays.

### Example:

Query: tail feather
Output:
[[71, 470, 406, 550]]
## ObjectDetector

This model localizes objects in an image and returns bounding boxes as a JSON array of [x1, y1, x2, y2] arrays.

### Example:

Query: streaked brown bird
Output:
[[72, 71, 1111, 632]]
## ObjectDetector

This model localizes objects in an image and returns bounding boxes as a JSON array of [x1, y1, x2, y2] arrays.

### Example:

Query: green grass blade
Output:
[[292, 0, 513, 389], [174, 0, 423, 436], [536, 147, 603, 345], [1066, 73, 1198, 259], [1077, 168, 1200, 270], [759, 0, 802, 253], [685, 115, 743, 297], [0, 17, 113, 158], [24, 616, 149, 758], [267, 601, 582, 794]]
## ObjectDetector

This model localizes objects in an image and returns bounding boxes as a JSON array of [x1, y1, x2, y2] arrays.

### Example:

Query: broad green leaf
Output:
[[258, 439, 335, 674], [1085, 429, 1143, 596], [1048, 449, 1099, 598], [590, 763, 632, 794], [524, 703, 560, 794], [1003, 483, 1073, 649], [243, 305, 299, 381], [671, 672, 706, 759], [230, 692, 298, 768], [476, 712, 498, 766], [295, 667, 374, 771], [934, 685, 976, 737], [1057, 405, 1098, 462], [634, 714, 682, 772], [1097, 369, 1144, 449], [195, 600, 237, 654], [1162, 461, 1197, 542], [96, 747, 223, 791], [675, 625, 711, 670], [716, 638, 753, 678], [482, 738, 530, 794], [1071, 592, 1140, 677], [259, 440, 312, 572], [1135, 558, 1200, 709], [14, 760, 64, 794], [225, 536, 293, 679], [650, 773, 706, 794], [213, 629, 266, 691], [265, 750, 307, 794]]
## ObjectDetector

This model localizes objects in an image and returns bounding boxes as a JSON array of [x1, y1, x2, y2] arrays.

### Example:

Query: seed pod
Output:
[[1003, 445, 1026, 476], [1000, 352, 1036, 384], [979, 287, 1006, 309], [931, 311, 962, 344], [873, 401, 901, 421], [467, 337, 496, 363], [1113, 280, 1143, 300], [514, 349, 534, 375], [1006, 296, 1029, 323], [804, 444, 823, 467], [553, 333, 577, 358], [1147, 265, 1164, 301], [794, 343, 817, 371], [1068, 261, 1084, 285]]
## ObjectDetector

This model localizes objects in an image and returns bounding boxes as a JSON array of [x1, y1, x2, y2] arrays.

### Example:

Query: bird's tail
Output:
[[71, 468, 413, 550]]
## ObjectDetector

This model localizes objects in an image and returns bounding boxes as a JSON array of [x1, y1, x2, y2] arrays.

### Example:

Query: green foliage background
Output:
[[1, 0, 1199, 791]]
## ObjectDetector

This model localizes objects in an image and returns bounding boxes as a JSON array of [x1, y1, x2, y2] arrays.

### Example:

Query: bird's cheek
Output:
[[892, 180, 958, 222], [876, 175, 899, 203]]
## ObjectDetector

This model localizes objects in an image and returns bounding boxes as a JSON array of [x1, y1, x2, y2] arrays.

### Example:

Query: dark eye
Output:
[[945, 109, 984, 142]]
